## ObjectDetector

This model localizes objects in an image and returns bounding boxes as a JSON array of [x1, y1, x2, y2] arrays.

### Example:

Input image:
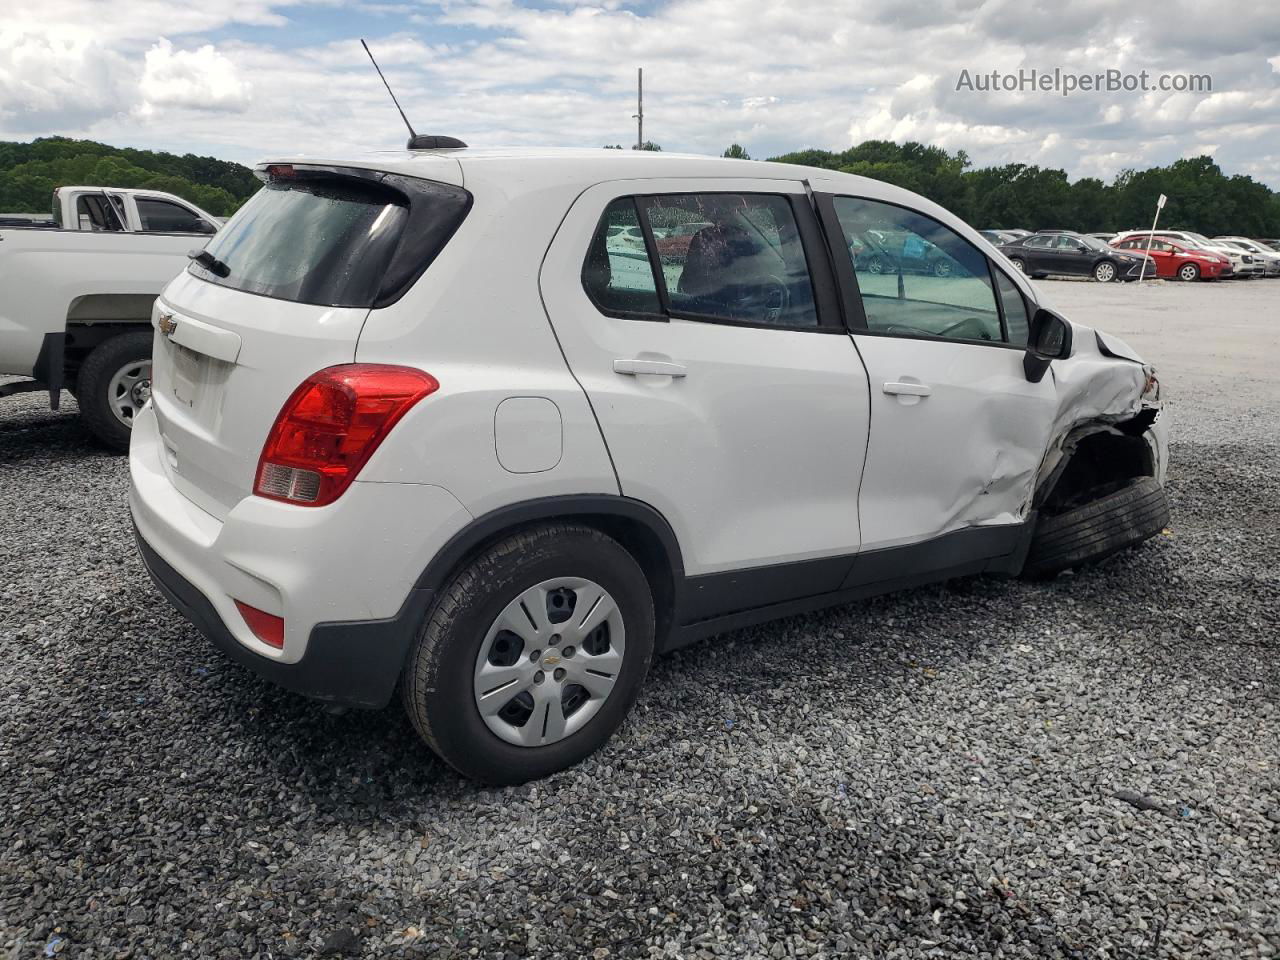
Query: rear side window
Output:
[[641, 194, 818, 328], [189, 173, 470, 308]]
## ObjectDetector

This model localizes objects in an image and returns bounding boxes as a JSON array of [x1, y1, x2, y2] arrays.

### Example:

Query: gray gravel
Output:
[[2, 280, 1279, 959]]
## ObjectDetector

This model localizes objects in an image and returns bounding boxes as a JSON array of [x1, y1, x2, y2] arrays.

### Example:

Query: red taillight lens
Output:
[[254, 364, 438, 507], [234, 600, 285, 649]]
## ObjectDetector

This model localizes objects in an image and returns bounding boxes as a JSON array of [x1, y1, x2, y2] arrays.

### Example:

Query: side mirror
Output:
[[1023, 308, 1072, 383]]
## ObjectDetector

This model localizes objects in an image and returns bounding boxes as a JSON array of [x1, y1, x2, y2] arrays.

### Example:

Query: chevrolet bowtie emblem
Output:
[[158, 313, 178, 337]]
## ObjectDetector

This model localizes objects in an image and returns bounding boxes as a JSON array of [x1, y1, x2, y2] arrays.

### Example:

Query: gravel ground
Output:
[[2, 280, 1278, 959]]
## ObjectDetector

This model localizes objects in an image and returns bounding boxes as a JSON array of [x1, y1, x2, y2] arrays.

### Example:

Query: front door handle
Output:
[[883, 381, 932, 397], [614, 359, 688, 378]]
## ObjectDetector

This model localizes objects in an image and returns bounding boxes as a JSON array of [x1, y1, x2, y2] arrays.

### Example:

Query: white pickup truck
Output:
[[0, 186, 222, 449]]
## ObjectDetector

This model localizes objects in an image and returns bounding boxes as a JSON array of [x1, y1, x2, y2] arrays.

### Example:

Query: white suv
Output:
[[130, 148, 1169, 783]]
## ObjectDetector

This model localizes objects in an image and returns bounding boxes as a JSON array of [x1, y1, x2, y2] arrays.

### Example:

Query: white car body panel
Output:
[[540, 177, 870, 576], [130, 147, 1168, 680]]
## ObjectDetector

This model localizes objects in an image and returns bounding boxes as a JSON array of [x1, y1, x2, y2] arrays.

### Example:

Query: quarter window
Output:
[[582, 198, 663, 317], [993, 269, 1030, 346], [832, 197, 1004, 344]]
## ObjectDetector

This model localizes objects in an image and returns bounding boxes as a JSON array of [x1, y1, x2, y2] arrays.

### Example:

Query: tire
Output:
[[1008, 257, 1027, 274], [1023, 477, 1170, 579], [76, 331, 153, 452], [1177, 263, 1200, 282], [401, 523, 655, 784], [866, 255, 887, 275], [931, 259, 953, 278], [1093, 260, 1118, 283]]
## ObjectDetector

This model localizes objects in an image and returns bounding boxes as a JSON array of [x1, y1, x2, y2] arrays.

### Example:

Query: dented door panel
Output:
[[852, 335, 1058, 549]]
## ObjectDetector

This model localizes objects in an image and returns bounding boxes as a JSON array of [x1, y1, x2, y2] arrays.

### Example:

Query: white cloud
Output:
[[0, 0, 1277, 186], [138, 39, 251, 115]]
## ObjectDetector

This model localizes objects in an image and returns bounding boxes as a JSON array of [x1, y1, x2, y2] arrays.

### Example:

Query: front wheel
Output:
[[76, 332, 153, 452], [401, 524, 655, 783], [1177, 263, 1200, 282], [1093, 260, 1118, 283], [931, 259, 953, 278]]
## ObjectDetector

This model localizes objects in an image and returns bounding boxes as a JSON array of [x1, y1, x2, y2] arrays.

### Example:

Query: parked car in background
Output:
[[1255, 239, 1280, 252], [1111, 236, 1229, 281], [979, 229, 1021, 245], [131, 147, 1168, 783], [1003, 228, 1033, 238], [1112, 230, 1262, 278], [1213, 237, 1280, 277], [852, 228, 961, 277], [999, 230, 1151, 282], [0, 186, 221, 449], [1088, 232, 1117, 244], [653, 220, 713, 261]]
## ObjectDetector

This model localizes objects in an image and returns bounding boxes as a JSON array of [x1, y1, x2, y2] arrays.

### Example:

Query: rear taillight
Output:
[[235, 600, 285, 649], [254, 364, 438, 507]]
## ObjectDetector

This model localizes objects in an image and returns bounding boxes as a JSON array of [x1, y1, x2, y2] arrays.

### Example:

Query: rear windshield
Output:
[[188, 177, 417, 307]]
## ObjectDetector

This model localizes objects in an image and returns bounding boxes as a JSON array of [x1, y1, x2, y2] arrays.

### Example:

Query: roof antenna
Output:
[[360, 39, 466, 150]]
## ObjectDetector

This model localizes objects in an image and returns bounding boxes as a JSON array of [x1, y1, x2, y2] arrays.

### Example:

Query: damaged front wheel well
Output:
[[1036, 414, 1158, 516]]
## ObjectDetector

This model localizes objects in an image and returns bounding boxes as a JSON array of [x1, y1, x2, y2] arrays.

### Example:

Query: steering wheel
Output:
[[734, 275, 790, 324]]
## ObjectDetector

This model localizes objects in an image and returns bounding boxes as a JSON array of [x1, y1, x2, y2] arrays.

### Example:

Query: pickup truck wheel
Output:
[[401, 523, 654, 784], [1023, 477, 1170, 579], [77, 332, 153, 452]]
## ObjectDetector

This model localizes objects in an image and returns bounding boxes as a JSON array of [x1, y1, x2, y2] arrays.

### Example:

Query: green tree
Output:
[[723, 144, 750, 160]]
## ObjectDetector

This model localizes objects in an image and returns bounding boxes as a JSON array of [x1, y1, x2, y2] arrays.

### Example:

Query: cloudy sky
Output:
[[2, 0, 1279, 184]]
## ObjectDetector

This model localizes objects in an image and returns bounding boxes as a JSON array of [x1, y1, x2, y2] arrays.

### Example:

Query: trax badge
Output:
[[158, 313, 178, 337]]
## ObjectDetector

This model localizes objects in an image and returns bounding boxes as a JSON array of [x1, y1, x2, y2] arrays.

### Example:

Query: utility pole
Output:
[[633, 68, 643, 150]]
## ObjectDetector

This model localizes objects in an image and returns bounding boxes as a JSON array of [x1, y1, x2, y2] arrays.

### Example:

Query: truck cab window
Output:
[[137, 197, 215, 234], [76, 195, 125, 232]]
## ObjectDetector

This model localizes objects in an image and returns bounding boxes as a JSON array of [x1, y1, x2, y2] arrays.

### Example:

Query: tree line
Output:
[[765, 141, 1280, 237], [5, 135, 1279, 237], [0, 137, 259, 217]]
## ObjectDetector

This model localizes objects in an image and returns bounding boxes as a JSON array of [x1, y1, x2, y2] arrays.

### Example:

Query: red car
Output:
[[1111, 237, 1228, 281]]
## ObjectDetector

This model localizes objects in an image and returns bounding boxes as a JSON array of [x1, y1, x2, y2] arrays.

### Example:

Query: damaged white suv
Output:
[[130, 147, 1168, 783]]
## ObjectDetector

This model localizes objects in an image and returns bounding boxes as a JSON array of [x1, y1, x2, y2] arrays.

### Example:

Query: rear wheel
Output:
[[931, 259, 953, 278], [1023, 477, 1169, 579], [401, 524, 655, 783], [1093, 260, 1118, 283], [76, 332, 153, 452], [1177, 263, 1200, 282], [1008, 257, 1027, 274]]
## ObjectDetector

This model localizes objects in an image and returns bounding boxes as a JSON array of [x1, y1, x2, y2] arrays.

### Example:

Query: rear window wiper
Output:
[[188, 248, 231, 278]]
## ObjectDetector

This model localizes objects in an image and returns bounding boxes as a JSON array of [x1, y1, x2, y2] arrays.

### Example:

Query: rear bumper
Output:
[[135, 527, 432, 707], [129, 403, 474, 707]]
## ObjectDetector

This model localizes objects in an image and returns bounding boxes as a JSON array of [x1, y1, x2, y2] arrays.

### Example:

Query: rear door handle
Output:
[[613, 359, 688, 378], [883, 381, 932, 397]]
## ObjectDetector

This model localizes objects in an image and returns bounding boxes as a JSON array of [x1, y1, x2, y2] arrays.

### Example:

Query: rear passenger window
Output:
[[582, 198, 663, 317], [639, 194, 817, 328], [993, 269, 1030, 345]]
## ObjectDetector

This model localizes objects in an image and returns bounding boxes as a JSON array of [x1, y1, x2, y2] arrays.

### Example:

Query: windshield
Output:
[[189, 178, 409, 307]]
